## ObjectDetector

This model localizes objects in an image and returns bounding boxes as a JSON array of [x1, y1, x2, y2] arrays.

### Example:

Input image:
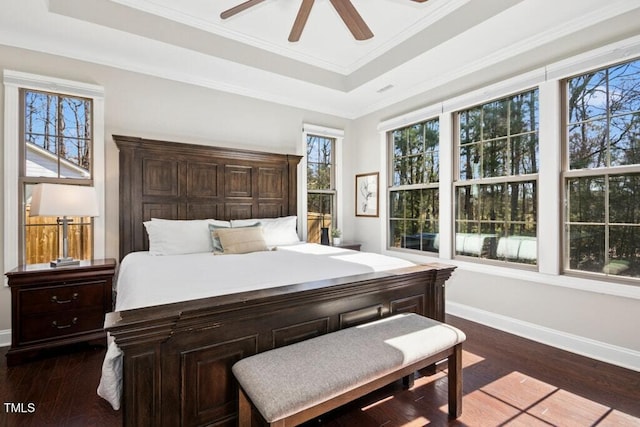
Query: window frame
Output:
[[375, 38, 640, 298], [387, 117, 441, 255], [561, 58, 640, 283], [3, 70, 105, 275], [300, 124, 344, 242], [452, 87, 540, 269], [19, 88, 95, 264]]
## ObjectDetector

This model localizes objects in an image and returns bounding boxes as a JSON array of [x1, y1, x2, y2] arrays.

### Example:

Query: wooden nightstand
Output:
[[5, 258, 116, 366], [332, 242, 361, 251]]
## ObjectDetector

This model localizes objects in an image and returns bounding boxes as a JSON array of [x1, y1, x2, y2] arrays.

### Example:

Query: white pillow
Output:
[[230, 216, 300, 247], [145, 218, 230, 255]]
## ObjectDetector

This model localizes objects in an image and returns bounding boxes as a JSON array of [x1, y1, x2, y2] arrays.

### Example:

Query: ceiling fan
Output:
[[220, 0, 429, 42]]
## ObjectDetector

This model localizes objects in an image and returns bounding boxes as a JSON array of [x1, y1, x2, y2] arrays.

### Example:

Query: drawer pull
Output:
[[52, 318, 78, 329], [51, 293, 78, 304]]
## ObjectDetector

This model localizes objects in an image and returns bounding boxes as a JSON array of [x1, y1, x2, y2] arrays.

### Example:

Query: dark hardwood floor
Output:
[[1, 315, 639, 426]]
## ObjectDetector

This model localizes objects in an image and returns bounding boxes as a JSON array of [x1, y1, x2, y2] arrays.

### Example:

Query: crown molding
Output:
[[4, 0, 639, 121], [109, 0, 470, 76], [378, 102, 442, 132], [357, 0, 640, 117], [344, 0, 470, 74], [108, 0, 353, 74], [0, 32, 355, 118], [3, 69, 104, 98], [546, 34, 640, 80], [302, 123, 345, 138]]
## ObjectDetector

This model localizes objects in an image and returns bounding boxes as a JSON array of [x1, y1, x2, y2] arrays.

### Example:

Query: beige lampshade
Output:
[[30, 183, 99, 217]]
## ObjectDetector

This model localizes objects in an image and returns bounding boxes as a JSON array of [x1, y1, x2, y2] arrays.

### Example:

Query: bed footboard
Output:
[[105, 264, 455, 427]]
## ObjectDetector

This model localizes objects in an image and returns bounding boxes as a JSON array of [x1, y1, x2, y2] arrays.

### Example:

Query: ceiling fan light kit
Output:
[[221, 0, 428, 42]]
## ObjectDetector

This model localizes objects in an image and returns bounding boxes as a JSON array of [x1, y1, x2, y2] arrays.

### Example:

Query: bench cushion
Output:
[[232, 313, 466, 422]]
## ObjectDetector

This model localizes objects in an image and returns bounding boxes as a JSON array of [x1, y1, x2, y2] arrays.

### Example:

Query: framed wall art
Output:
[[355, 172, 379, 217]]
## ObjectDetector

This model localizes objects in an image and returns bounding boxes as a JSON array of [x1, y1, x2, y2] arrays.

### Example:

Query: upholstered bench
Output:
[[232, 313, 466, 426]]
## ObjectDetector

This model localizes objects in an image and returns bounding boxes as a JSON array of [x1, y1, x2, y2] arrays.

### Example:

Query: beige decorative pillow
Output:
[[215, 226, 268, 254]]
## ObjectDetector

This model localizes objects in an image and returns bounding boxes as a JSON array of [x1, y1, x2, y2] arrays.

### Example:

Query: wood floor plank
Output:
[[1, 315, 639, 427]]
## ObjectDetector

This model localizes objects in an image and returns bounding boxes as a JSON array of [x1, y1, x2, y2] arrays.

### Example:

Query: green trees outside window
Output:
[[389, 119, 440, 253], [565, 58, 640, 279], [307, 134, 336, 243], [455, 89, 539, 264]]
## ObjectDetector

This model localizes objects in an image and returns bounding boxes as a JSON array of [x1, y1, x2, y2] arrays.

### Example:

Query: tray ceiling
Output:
[[1, 0, 639, 118]]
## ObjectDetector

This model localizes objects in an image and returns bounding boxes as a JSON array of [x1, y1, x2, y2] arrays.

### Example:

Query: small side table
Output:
[[332, 242, 361, 251], [5, 258, 116, 365]]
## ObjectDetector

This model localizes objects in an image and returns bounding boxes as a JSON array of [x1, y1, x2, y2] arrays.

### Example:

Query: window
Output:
[[21, 90, 94, 264], [564, 58, 640, 280], [4, 70, 105, 272], [306, 134, 336, 243], [388, 118, 440, 253], [454, 89, 539, 265]]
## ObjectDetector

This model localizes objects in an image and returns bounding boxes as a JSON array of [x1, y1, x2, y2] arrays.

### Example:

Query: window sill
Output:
[[383, 249, 640, 300]]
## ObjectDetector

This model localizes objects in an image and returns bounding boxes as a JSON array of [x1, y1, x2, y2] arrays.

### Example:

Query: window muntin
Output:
[[455, 89, 539, 265], [24, 90, 92, 178], [20, 89, 94, 265], [388, 119, 439, 253], [565, 58, 640, 279], [306, 134, 336, 243]]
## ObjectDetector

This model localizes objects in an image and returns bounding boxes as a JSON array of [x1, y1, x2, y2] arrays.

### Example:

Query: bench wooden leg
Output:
[[447, 343, 463, 418], [238, 386, 252, 427]]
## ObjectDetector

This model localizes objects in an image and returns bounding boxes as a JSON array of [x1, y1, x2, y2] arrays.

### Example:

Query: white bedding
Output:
[[97, 243, 415, 409]]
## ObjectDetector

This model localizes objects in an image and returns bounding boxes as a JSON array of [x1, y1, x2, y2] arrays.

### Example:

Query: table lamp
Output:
[[30, 183, 99, 267]]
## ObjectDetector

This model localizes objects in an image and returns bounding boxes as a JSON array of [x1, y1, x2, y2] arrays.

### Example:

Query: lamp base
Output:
[[320, 227, 330, 245], [50, 258, 80, 267]]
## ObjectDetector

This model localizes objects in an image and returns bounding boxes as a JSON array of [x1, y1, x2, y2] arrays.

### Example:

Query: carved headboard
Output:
[[114, 135, 302, 259]]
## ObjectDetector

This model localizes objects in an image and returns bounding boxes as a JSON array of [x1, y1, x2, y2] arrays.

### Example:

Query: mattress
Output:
[[97, 243, 415, 409]]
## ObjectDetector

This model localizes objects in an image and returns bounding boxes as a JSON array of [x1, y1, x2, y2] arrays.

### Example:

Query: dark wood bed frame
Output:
[[106, 135, 456, 427]]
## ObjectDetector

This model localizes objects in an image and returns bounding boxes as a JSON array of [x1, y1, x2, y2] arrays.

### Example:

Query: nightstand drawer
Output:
[[20, 309, 106, 343], [6, 258, 116, 365], [20, 281, 105, 315]]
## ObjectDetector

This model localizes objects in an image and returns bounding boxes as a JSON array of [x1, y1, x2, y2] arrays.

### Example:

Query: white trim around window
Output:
[[378, 103, 443, 255], [374, 35, 640, 299], [3, 70, 105, 282], [300, 123, 344, 241]]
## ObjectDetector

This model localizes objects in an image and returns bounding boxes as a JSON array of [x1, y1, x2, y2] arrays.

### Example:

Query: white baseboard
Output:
[[0, 329, 11, 348], [447, 301, 640, 372], [2, 308, 638, 371]]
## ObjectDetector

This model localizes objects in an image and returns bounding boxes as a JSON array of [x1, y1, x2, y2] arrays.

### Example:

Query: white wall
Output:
[[0, 44, 350, 336]]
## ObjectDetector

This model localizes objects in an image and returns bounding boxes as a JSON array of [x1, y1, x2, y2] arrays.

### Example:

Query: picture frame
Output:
[[355, 172, 379, 217]]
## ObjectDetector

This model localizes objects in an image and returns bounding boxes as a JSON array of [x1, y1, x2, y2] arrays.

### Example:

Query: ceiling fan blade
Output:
[[412, 0, 429, 2], [328, 0, 373, 41], [289, 0, 315, 42], [220, 0, 266, 20]]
